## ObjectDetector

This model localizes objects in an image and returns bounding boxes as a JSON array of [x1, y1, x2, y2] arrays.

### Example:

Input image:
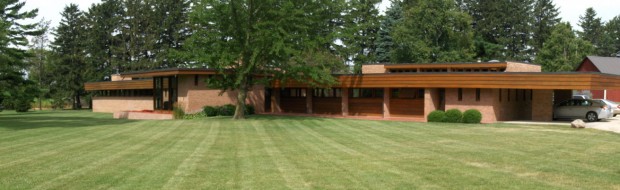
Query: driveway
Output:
[[586, 116, 620, 133]]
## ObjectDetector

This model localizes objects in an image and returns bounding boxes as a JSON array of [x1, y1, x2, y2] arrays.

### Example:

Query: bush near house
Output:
[[218, 104, 236, 116], [202, 104, 255, 118], [203, 106, 218, 117], [173, 106, 185, 119], [444, 109, 463, 123], [427, 110, 446, 122], [463, 109, 483, 124]]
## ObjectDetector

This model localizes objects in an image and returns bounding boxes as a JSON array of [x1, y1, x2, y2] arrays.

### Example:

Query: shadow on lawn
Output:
[[0, 111, 137, 130]]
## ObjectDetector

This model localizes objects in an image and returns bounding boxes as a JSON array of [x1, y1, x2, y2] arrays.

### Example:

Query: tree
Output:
[[605, 15, 620, 55], [578, 7, 611, 56], [27, 19, 51, 111], [50, 4, 87, 109], [375, 0, 403, 63], [459, 0, 534, 61], [538, 22, 594, 72], [392, 0, 474, 63], [83, 0, 123, 81], [186, 0, 345, 119], [531, 0, 560, 56], [0, 0, 43, 111], [339, 0, 381, 73]]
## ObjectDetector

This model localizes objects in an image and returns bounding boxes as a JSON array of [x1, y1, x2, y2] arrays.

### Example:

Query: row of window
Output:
[[94, 89, 154, 97], [499, 89, 532, 102], [281, 88, 424, 99], [389, 68, 506, 73]]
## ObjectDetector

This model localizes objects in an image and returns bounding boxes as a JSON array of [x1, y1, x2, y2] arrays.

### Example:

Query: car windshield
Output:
[[598, 99, 618, 105]]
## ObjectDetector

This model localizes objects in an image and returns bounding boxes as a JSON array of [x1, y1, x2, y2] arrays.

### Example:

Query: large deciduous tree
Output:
[[538, 22, 594, 72], [392, 0, 474, 63], [186, 0, 344, 119]]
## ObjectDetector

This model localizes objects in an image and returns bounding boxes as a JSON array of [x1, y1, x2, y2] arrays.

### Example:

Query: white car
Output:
[[597, 99, 620, 117], [553, 99, 613, 122]]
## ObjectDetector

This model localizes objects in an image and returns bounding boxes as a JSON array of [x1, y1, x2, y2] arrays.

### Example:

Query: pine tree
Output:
[[83, 0, 123, 79], [375, 0, 403, 63], [339, 0, 381, 73], [605, 16, 620, 55], [578, 7, 608, 55], [538, 22, 594, 72], [50, 4, 87, 109], [531, 0, 560, 56], [0, 0, 43, 111], [392, 0, 474, 63]]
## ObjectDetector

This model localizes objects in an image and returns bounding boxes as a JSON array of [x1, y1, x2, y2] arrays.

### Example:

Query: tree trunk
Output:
[[74, 92, 82, 110], [233, 86, 248, 120]]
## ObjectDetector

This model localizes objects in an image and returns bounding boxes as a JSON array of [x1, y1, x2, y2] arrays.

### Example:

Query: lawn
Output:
[[1, 111, 619, 189]]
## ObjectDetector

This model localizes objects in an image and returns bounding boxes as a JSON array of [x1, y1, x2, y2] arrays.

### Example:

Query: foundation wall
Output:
[[92, 96, 153, 113]]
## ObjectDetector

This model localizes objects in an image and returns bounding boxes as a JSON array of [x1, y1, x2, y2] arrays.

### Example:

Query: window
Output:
[[522, 89, 526, 101], [499, 89, 502, 102], [458, 88, 463, 101], [391, 88, 424, 99], [194, 75, 199, 86], [350, 88, 383, 98], [476, 88, 481, 102], [507, 89, 511, 102], [281, 88, 306, 98], [313, 88, 342, 98]]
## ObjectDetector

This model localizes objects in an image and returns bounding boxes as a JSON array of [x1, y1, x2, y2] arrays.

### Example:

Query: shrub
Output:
[[462, 109, 483, 124], [203, 106, 218, 117], [218, 104, 236, 116], [427, 110, 446, 122], [444, 109, 463, 123], [245, 104, 255, 115], [183, 112, 207, 119], [173, 106, 185, 119]]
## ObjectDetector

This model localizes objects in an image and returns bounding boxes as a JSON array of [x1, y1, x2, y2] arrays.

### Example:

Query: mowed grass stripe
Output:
[[162, 120, 220, 189], [87, 120, 202, 189], [274, 119, 370, 189], [32, 120, 183, 190], [252, 121, 309, 190], [0, 121, 148, 170], [348, 120, 614, 188]]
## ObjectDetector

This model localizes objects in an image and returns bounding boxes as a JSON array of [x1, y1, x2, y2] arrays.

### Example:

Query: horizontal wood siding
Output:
[[390, 99, 424, 116], [349, 98, 383, 116], [85, 80, 153, 91], [277, 73, 620, 90], [280, 97, 307, 113], [313, 98, 342, 115]]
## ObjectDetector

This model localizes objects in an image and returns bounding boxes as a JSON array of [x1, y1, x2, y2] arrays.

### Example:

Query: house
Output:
[[85, 61, 620, 123], [576, 56, 620, 102]]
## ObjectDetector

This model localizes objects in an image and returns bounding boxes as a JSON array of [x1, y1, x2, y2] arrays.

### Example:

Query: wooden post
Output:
[[306, 88, 313, 114], [383, 88, 390, 118], [342, 88, 349, 116]]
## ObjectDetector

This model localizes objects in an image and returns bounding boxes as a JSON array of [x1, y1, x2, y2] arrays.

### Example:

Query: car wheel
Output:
[[614, 114, 617, 117], [585, 112, 598, 122]]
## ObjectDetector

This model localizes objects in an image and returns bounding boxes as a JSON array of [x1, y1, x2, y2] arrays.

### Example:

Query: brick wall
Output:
[[505, 62, 542, 72], [111, 74, 132, 81], [444, 88, 498, 123], [424, 88, 441, 121], [92, 96, 153, 113], [177, 75, 265, 114], [531, 90, 553, 121], [361, 64, 387, 74]]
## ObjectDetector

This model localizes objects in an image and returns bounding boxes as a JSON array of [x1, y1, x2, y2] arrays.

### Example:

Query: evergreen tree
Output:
[[459, 0, 534, 61], [392, 0, 474, 63], [83, 0, 123, 80], [375, 0, 403, 63], [531, 0, 560, 56], [50, 4, 87, 109], [186, 0, 345, 119], [0, 0, 43, 111], [578, 7, 609, 56], [605, 15, 620, 55], [538, 22, 594, 72], [151, 0, 192, 68], [339, 0, 381, 73]]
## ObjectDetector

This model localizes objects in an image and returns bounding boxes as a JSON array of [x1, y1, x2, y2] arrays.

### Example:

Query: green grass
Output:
[[1, 111, 619, 189]]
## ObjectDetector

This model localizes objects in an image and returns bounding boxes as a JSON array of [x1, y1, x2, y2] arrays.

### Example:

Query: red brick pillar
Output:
[[306, 88, 313, 114], [424, 88, 439, 122], [531, 90, 553, 121], [342, 88, 349, 116], [383, 88, 390, 118]]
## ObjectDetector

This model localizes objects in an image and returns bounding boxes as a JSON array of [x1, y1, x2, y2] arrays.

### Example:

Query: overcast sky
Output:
[[22, 0, 620, 33]]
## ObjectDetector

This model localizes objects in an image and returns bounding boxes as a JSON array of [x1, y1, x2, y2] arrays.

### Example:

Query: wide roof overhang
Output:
[[278, 72, 620, 90]]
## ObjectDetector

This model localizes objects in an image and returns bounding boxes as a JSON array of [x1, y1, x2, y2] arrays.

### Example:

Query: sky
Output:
[[21, 0, 620, 32]]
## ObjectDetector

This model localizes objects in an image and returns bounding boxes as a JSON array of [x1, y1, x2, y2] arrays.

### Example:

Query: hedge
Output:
[[462, 109, 482, 124], [444, 109, 463, 123], [427, 110, 446, 122]]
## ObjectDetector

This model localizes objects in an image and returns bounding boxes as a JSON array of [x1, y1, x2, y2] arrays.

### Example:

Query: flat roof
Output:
[[121, 68, 217, 78]]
